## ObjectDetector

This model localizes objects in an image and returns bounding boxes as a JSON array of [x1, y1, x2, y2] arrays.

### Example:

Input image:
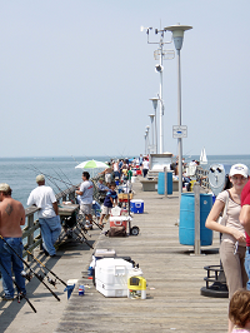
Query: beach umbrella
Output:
[[75, 159, 109, 169]]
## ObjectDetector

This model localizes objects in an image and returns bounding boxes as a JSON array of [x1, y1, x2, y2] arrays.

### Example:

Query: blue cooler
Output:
[[130, 199, 144, 214]]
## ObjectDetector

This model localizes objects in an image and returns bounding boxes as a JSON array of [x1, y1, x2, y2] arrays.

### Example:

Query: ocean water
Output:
[[0, 155, 250, 208]]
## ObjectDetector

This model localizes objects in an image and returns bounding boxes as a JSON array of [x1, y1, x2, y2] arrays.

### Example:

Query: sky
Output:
[[0, 0, 249, 158]]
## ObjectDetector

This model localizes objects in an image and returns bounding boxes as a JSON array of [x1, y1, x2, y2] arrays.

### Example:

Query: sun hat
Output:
[[36, 174, 45, 183], [229, 164, 249, 178], [0, 183, 10, 192]]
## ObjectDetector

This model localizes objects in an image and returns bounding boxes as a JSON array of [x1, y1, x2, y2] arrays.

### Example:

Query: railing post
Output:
[[194, 183, 201, 255], [27, 214, 34, 261], [164, 167, 168, 197]]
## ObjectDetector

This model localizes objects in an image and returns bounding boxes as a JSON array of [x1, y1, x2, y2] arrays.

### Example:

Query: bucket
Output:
[[179, 193, 213, 246], [130, 199, 144, 214], [158, 172, 173, 195], [131, 176, 136, 183]]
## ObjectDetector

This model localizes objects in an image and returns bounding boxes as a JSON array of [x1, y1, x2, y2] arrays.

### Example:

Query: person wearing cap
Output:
[[206, 164, 249, 333], [0, 183, 26, 301], [27, 175, 61, 257]]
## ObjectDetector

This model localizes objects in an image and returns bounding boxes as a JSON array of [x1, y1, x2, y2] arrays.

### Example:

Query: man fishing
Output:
[[0, 183, 26, 301], [75, 171, 94, 230], [27, 175, 61, 257]]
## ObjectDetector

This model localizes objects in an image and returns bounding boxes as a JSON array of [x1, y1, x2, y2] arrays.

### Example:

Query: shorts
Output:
[[105, 174, 112, 184], [102, 205, 112, 215], [80, 204, 92, 215]]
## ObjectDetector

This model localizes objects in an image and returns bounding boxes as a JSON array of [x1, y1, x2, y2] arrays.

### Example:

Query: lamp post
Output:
[[144, 133, 147, 155], [149, 114, 155, 153], [146, 125, 150, 154], [149, 97, 158, 153], [165, 24, 192, 200], [142, 27, 173, 155]]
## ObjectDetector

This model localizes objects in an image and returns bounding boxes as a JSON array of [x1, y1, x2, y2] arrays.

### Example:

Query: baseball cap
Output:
[[229, 164, 249, 178], [36, 174, 45, 183], [0, 183, 10, 192]]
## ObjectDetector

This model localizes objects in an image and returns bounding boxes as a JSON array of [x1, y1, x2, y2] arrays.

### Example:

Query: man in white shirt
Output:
[[75, 171, 94, 229], [27, 175, 61, 257]]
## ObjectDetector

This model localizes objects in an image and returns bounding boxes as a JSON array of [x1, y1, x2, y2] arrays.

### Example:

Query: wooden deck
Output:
[[55, 180, 228, 333], [1, 179, 228, 333]]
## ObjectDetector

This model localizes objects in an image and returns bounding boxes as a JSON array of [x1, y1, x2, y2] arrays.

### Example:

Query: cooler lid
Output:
[[96, 258, 133, 269]]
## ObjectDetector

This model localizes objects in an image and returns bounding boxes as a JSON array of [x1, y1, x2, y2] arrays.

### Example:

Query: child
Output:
[[99, 182, 118, 227], [229, 289, 250, 332]]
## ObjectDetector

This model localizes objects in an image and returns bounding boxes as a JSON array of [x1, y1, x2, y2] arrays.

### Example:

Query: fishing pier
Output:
[[1, 178, 228, 333]]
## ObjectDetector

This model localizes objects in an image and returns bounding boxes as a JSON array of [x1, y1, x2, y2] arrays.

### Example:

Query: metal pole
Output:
[[159, 40, 164, 154], [194, 183, 201, 255], [149, 115, 155, 153], [154, 106, 158, 153], [177, 49, 182, 200]]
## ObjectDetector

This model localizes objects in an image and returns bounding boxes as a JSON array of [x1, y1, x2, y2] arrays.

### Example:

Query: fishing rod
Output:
[[61, 216, 94, 249], [29, 165, 65, 194], [0, 257, 37, 313], [0, 235, 60, 302], [52, 168, 69, 191], [27, 251, 67, 287], [27, 167, 74, 188], [58, 167, 74, 187]]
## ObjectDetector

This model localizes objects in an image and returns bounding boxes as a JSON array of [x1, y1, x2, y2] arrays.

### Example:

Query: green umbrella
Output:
[[75, 159, 109, 169]]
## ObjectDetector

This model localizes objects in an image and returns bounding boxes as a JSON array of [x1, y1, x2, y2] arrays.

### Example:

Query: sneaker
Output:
[[1, 295, 14, 301]]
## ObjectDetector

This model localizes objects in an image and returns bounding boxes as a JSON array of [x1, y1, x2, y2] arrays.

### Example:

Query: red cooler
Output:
[[109, 216, 129, 231]]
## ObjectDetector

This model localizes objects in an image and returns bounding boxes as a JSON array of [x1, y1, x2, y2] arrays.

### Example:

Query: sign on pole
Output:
[[172, 125, 188, 139]]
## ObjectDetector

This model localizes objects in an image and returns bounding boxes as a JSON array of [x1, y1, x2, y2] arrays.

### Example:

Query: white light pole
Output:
[[145, 129, 149, 155], [142, 27, 173, 154], [165, 24, 193, 200], [149, 114, 155, 153], [146, 125, 150, 154], [149, 97, 158, 153]]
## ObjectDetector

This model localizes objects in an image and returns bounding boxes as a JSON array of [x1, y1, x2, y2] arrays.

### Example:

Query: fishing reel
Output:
[[21, 270, 33, 282], [47, 277, 57, 287]]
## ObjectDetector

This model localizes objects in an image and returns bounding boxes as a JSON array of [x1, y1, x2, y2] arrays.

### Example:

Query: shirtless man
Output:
[[99, 163, 112, 184], [0, 183, 26, 301]]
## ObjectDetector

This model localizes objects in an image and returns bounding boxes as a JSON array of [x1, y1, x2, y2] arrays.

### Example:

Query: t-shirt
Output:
[[241, 179, 250, 246], [217, 190, 245, 246], [142, 160, 150, 170], [103, 190, 117, 208], [78, 180, 94, 204], [27, 185, 57, 219]]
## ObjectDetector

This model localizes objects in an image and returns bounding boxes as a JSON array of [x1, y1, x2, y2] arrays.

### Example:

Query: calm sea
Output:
[[0, 155, 250, 208]]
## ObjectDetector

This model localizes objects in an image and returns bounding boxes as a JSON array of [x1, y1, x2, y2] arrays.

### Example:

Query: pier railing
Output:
[[23, 185, 77, 261]]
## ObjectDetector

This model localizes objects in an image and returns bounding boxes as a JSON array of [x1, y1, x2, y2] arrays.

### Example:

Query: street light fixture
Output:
[[149, 97, 158, 153], [165, 24, 193, 200]]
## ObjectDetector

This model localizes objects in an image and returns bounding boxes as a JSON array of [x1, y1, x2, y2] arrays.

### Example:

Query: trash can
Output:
[[158, 172, 173, 195], [179, 193, 213, 246]]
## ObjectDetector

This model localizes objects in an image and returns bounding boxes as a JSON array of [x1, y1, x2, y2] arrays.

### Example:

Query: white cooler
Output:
[[95, 258, 143, 297]]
